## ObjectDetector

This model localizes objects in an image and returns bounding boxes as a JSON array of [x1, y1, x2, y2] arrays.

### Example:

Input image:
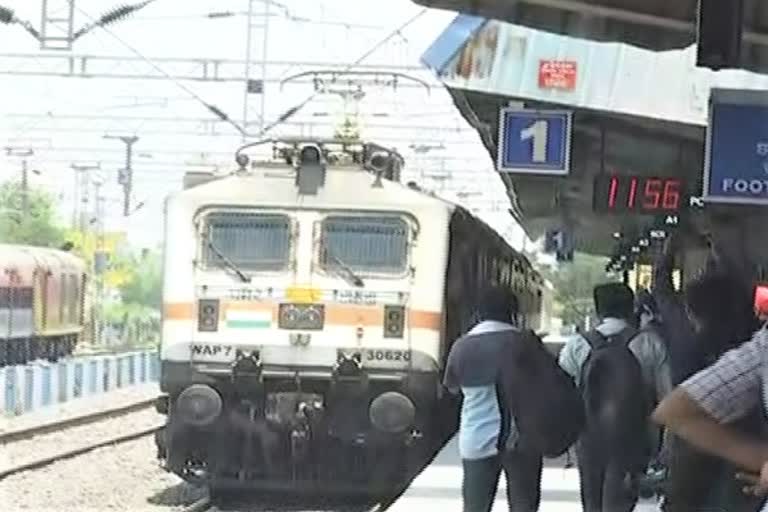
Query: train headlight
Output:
[[383, 305, 405, 338], [369, 392, 415, 434], [197, 299, 219, 332], [278, 303, 324, 330], [175, 384, 223, 427]]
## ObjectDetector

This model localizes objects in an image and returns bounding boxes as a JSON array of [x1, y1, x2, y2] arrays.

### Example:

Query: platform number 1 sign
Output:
[[520, 119, 548, 163], [497, 108, 572, 176]]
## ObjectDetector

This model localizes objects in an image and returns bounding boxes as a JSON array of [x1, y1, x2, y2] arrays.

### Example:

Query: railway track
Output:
[[0, 397, 156, 444], [0, 425, 161, 480], [1, 396, 418, 511], [0, 398, 160, 480]]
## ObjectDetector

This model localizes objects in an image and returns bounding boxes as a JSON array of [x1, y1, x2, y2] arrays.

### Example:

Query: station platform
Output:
[[389, 436, 661, 512]]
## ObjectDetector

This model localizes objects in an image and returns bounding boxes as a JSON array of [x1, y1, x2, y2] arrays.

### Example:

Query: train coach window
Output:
[[16, 287, 33, 309], [204, 212, 291, 271], [320, 216, 408, 274]]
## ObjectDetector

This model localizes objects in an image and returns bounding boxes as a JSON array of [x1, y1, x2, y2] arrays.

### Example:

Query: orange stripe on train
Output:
[[163, 302, 441, 330]]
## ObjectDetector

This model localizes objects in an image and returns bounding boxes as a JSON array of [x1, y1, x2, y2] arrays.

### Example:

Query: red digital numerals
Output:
[[643, 179, 661, 209], [661, 180, 680, 210], [607, 176, 619, 208], [602, 176, 681, 213]]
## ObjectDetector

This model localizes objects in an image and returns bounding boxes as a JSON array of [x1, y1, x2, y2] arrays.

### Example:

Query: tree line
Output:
[[0, 179, 161, 346]]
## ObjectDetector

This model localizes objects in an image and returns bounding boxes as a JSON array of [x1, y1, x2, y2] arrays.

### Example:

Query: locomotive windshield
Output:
[[203, 212, 291, 272], [319, 216, 408, 275]]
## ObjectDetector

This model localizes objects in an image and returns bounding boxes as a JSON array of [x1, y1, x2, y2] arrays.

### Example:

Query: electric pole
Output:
[[71, 162, 101, 233], [103, 135, 139, 216], [40, 0, 76, 50], [92, 176, 106, 346], [4, 147, 34, 216], [243, 0, 270, 139], [21, 159, 28, 216]]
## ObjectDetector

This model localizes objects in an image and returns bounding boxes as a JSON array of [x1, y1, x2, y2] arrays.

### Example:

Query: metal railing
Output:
[[0, 350, 159, 417]]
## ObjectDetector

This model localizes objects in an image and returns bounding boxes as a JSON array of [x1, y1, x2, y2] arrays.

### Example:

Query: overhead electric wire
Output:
[[76, 3, 429, 145], [73, 1, 159, 41], [0, 5, 40, 39], [255, 8, 429, 139], [0, 1, 158, 42], [74, 4, 248, 138], [131, 10, 387, 30], [5, 3, 436, 169], [237, 7, 429, 158]]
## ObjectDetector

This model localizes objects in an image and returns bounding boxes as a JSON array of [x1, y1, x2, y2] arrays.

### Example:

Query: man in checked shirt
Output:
[[653, 328, 768, 510]]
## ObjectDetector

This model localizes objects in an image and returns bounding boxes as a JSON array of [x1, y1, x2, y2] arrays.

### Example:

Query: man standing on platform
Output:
[[443, 285, 543, 512], [559, 282, 672, 512]]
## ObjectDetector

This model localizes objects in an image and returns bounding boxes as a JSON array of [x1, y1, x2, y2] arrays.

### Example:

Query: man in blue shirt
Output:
[[443, 285, 542, 512]]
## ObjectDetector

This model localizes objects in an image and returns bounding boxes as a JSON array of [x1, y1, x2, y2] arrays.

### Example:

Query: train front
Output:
[[156, 142, 451, 495]]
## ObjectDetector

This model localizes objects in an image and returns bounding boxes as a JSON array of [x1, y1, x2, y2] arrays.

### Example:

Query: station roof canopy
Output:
[[420, 14, 768, 257], [413, 0, 768, 74]]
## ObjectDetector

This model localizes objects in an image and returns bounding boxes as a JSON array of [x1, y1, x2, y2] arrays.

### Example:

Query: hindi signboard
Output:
[[538, 60, 577, 91]]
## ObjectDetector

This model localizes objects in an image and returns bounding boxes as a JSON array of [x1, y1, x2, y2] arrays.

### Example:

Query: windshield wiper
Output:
[[325, 250, 364, 288], [203, 234, 251, 283]]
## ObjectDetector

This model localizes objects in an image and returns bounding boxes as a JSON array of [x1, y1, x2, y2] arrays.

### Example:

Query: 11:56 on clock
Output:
[[593, 175, 685, 214]]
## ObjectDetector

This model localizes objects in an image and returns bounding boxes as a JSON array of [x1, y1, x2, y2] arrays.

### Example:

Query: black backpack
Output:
[[580, 327, 651, 463], [503, 329, 585, 458]]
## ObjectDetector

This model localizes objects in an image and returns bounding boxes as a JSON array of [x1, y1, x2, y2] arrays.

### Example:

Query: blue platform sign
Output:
[[705, 88, 768, 204], [497, 107, 572, 175]]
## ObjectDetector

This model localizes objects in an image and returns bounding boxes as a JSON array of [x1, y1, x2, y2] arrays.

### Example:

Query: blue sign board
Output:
[[705, 89, 768, 204], [497, 107, 572, 175]]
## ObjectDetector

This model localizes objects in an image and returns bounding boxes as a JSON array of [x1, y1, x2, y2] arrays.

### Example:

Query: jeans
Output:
[[462, 449, 543, 512]]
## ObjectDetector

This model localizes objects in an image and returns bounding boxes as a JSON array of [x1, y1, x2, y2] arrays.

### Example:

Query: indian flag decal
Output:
[[225, 310, 272, 329]]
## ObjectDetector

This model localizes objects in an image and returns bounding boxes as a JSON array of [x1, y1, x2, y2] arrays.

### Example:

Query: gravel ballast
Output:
[[0, 435, 205, 512], [0, 408, 162, 473]]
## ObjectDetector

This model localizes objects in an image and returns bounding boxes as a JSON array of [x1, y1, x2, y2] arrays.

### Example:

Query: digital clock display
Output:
[[593, 175, 685, 214]]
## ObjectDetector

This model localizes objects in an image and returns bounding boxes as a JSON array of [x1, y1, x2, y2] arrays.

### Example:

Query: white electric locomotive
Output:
[[155, 138, 545, 495]]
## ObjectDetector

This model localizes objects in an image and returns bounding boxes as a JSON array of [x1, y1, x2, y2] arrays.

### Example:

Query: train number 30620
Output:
[[364, 349, 411, 362]]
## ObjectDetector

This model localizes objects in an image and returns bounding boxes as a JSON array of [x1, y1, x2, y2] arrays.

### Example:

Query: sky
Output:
[[0, 0, 529, 250]]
